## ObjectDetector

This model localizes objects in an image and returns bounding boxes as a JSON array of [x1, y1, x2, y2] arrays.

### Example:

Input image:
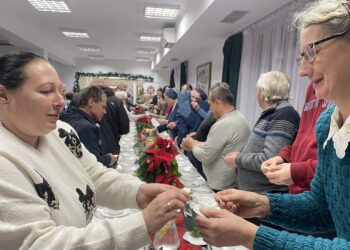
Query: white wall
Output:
[[49, 58, 77, 91], [49, 58, 168, 92], [72, 58, 153, 89], [0, 46, 78, 91], [156, 39, 224, 93], [51, 58, 167, 92], [153, 69, 171, 87], [187, 40, 225, 90], [75, 58, 152, 76]]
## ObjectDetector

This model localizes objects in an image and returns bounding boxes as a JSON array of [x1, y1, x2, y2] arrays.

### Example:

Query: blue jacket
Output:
[[176, 98, 210, 146], [60, 107, 111, 166], [157, 103, 179, 139]]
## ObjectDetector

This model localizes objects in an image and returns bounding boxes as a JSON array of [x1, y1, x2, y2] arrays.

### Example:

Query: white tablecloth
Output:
[[92, 119, 247, 250]]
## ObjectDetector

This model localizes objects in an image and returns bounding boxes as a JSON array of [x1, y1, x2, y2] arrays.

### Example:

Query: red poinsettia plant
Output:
[[134, 115, 154, 134], [137, 137, 183, 187], [134, 105, 144, 115]]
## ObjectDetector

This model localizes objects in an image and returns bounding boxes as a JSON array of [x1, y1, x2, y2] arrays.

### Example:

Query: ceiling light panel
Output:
[[136, 57, 152, 62], [145, 4, 180, 19], [140, 35, 161, 42], [88, 55, 104, 60], [78, 45, 101, 52], [61, 29, 89, 38], [28, 0, 71, 13], [137, 48, 157, 54]]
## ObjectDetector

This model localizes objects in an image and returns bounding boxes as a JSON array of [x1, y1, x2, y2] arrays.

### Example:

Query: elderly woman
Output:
[[190, 86, 210, 120], [195, 0, 350, 249], [224, 71, 300, 194], [0, 52, 190, 249], [176, 87, 210, 146]]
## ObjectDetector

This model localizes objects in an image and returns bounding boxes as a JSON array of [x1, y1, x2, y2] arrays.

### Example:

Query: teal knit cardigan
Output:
[[254, 105, 350, 249]]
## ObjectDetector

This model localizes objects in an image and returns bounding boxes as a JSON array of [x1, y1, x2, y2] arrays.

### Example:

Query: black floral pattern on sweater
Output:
[[58, 128, 83, 158], [34, 174, 60, 209], [76, 185, 96, 222]]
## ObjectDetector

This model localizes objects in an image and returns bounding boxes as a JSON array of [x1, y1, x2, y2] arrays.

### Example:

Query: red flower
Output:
[[135, 115, 154, 134], [137, 134, 181, 185], [134, 105, 144, 115]]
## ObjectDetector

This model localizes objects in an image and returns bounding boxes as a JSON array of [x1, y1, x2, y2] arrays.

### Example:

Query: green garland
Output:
[[73, 71, 154, 93]]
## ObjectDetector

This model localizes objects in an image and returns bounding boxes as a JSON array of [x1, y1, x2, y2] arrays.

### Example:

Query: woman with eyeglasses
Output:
[[194, 0, 350, 249]]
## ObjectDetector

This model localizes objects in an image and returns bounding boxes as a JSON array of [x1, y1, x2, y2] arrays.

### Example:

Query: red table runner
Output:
[[176, 213, 203, 250]]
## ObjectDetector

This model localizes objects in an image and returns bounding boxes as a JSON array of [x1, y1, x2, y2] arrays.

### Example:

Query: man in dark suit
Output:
[[98, 85, 129, 155]]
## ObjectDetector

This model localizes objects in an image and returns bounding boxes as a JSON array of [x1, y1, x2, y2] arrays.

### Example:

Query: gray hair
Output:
[[209, 82, 234, 106], [256, 71, 290, 103], [293, 0, 350, 37]]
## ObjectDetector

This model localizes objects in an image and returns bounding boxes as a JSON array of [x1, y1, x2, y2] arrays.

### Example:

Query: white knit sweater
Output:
[[0, 120, 150, 250]]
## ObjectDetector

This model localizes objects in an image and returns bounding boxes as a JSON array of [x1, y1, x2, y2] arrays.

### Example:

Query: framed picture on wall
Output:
[[196, 62, 212, 94]]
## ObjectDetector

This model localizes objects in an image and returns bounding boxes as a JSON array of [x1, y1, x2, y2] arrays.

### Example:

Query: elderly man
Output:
[[60, 86, 118, 167], [117, 82, 135, 111], [224, 71, 300, 194], [181, 83, 250, 191]]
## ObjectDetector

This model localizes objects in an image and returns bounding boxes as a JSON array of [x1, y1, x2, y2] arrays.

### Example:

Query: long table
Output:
[[92, 119, 247, 250]]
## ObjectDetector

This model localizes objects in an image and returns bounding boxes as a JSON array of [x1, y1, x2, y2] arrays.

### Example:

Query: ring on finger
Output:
[[167, 201, 172, 211]]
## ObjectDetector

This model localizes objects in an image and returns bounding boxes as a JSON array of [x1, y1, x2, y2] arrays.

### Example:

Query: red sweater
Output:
[[278, 83, 332, 194]]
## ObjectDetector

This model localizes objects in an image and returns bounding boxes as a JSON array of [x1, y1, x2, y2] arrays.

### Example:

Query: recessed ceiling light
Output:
[[136, 57, 152, 62], [78, 45, 101, 52], [28, 0, 71, 13], [140, 34, 161, 42], [137, 48, 157, 54], [88, 55, 104, 60], [61, 29, 89, 38], [145, 4, 180, 19]]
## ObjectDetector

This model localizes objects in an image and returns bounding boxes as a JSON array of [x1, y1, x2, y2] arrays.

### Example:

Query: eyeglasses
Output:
[[296, 31, 347, 65]]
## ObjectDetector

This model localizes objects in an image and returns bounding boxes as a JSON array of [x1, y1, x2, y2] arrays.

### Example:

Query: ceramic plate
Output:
[[183, 231, 206, 245]]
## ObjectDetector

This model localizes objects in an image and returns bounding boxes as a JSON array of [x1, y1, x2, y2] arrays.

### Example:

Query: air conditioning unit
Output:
[[160, 28, 176, 48]]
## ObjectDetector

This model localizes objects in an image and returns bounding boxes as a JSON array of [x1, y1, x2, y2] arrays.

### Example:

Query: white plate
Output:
[[183, 231, 206, 245]]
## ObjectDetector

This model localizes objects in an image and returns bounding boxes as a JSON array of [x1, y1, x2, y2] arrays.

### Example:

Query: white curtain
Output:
[[237, 0, 314, 127], [174, 63, 181, 91]]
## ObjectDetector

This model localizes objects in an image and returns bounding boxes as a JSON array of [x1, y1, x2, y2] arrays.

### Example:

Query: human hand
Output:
[[142, 188, 191, 234], [224, 151, 240, 169], [215, 188, 270, 218], [187, 132, 196, 138], [136, 183, 173, 209], [167, 121, 177, 129], [181, 137, 194, 151], [196, 208, 257, 249], [261, 156, 284, 174], [265, 163, 293, 185], [109, 154, 119, 166], [158, 119, 168, 125], [191, 101, 200, 110]]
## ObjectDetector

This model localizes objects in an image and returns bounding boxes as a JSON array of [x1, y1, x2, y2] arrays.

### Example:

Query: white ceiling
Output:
[[0, 0, 292, 70]]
